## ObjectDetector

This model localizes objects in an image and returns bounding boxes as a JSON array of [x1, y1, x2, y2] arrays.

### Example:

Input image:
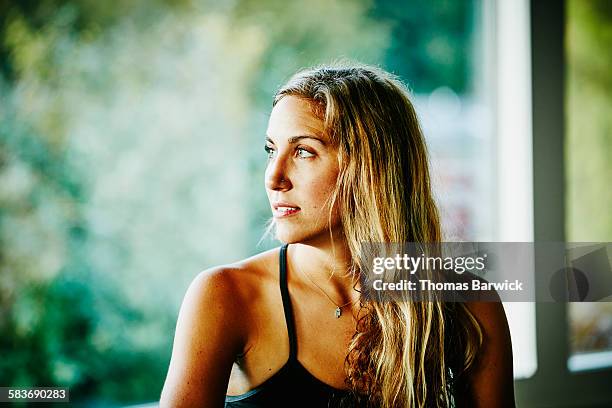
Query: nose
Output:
[[265, 156, 292, 191]]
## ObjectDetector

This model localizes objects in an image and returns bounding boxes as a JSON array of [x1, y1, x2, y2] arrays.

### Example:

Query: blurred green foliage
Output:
[[373, 0, 475, 94], [566, 0, 612, 242], [566, 0, 612, 355], [0, 0, 475, 405]]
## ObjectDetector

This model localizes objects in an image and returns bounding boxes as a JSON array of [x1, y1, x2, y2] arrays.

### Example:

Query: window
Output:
[[566, 0, 612, 374], [512, 0, 612, 406]]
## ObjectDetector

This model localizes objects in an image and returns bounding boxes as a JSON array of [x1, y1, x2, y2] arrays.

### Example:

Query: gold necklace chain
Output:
[[298, 265, 357, 318]]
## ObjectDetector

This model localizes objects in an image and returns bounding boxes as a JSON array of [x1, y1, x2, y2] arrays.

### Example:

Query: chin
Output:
[[275, 227, 313, 244], [274, 223, 338, 245]]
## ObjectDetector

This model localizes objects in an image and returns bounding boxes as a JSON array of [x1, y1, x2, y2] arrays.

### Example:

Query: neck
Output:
[[287, 237, 359, 303]]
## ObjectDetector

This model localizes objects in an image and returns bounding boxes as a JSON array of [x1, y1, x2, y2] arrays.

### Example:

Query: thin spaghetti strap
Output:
[[279, 244, 298, 361]]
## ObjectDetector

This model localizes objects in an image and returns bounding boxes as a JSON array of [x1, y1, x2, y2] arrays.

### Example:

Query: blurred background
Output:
[[0, 0, 609, 406]]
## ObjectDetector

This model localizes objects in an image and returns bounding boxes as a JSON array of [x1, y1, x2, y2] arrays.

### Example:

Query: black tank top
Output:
[[224, 244, 362, 408]]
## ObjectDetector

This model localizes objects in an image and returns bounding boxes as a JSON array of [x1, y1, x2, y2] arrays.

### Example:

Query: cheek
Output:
[[308, 174, 338, 210]]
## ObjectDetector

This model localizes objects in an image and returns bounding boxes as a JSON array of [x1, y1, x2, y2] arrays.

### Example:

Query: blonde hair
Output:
[[274, 63, 483, 407]]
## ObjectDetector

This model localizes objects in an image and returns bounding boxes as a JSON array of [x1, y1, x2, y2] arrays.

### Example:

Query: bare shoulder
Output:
[[464, 290, 507, 333], [187, 247, 280, 315], [189, 263, 256, 309], [459, 293, 516, 408], [160, 248, 280, 407], [180, 248, 280, 341]]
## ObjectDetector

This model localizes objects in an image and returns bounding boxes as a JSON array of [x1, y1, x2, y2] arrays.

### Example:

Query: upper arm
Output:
[[459, 299, 516, 408], [160, 267, 248, 407]]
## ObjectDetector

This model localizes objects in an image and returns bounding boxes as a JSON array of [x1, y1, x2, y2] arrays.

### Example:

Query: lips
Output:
[[272, 202, 301, 217]]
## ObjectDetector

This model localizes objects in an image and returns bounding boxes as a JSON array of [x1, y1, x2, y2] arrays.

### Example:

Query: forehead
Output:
[[267, 96, 326, 140]]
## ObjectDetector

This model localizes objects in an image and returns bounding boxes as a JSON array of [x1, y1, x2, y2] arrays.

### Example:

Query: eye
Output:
[[296, 147, 315, 159], [264, 145, 276, 159]]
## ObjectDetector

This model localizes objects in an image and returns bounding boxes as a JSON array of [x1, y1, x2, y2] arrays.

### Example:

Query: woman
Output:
[[160, 64, 515, 407]]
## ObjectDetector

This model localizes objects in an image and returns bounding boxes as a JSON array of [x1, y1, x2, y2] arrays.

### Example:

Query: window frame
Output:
[[510, 0, 612, 406]]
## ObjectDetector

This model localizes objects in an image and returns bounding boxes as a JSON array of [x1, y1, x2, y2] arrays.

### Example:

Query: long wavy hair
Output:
[[273, 63, 483, 407]]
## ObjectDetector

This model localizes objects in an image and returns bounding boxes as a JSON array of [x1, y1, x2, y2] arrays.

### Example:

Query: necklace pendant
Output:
[[335, 307, 341, 318]]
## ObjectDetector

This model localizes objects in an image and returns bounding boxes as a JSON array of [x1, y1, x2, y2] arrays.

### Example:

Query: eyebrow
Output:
[[265, 135, 327, 146]]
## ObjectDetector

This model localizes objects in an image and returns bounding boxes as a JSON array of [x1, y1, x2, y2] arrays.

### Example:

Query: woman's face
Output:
[[265, 96, 341, 244]]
